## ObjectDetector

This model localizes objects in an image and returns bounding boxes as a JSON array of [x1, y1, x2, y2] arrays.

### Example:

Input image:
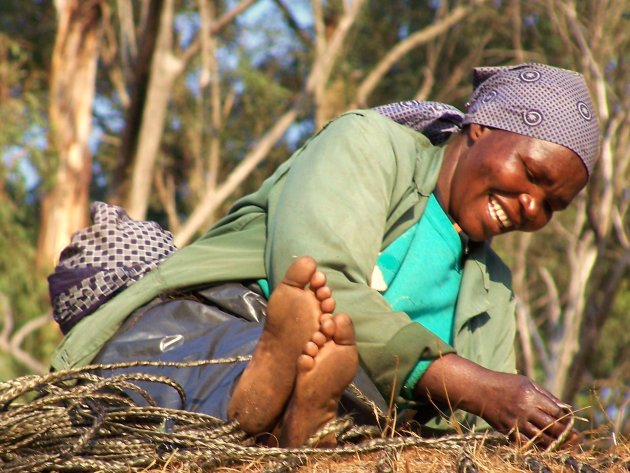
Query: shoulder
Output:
[[318, 109, 431, 147]]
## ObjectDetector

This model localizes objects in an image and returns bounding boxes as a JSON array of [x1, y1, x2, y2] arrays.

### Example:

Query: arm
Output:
[[264, 112, 453, 399]]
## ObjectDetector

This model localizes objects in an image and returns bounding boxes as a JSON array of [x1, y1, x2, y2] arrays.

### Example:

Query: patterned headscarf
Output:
[[49, 202, 177, 333], [374, 63, 601, 175]]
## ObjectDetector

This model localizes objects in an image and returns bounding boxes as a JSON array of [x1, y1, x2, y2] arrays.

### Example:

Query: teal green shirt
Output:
[[376, 194, 463, 399]]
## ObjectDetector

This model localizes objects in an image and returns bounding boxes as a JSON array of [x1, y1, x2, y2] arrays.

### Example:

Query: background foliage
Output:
[[0, 0, 627, 436]]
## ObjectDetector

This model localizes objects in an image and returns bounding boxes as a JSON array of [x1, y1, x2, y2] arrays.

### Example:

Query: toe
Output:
[[297, 353, 315, 372], [311, 331, 326, 347], [320, 313, 333, 323], [332, 313, 355, 345], [303, 341, 319, 357], [282, 256, 318, 288], [320, 316, 335, 338], [310, 270, 327, 290], [320, 297, 336, 314], [315, 285, 332, 301]]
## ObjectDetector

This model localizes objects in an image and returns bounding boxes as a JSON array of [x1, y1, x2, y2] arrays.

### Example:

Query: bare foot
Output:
[[228, 256, 335, 435], [279, 313, 358, 448]]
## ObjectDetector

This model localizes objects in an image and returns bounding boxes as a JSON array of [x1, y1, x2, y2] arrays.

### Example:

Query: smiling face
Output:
[[440, 124, 588, 242]]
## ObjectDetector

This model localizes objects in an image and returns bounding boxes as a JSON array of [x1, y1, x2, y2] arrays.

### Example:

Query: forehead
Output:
[[491, 129, 582, 168]]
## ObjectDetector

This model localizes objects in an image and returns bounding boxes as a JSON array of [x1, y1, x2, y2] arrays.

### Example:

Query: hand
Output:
[[473, 371, 575, 448], [415, 354, 577, 449]]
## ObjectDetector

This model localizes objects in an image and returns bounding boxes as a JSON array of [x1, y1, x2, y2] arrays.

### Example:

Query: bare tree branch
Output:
[[612, 208, 629, 249], [0, 293, 48, 375], [272, 0, 312, 48], [116, 0, 138, 86], [202, 0, 222, 196], [512, 233, 536, 376], [174, 0, 259, 62], [125, 0, 182, 219], [154, 167, 180, 233], [311, 0, 365, 127], [538, 267, 561, 328], [412, 5, 448, 101], [210, 0, 257, 34], [174, 107, 300, 246], [517, 296, 552, 377], [123, 0, 259, 220], [560, 1, 608, 118], [113, 0, 161, 204], [515, 299, 535, 377], [353, 1, 484, 107], [510, 0, 525, 63], [37, 0, 103, 271]]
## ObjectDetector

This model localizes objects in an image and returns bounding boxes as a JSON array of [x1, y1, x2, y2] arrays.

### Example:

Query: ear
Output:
[[467, 123, 490, 143]]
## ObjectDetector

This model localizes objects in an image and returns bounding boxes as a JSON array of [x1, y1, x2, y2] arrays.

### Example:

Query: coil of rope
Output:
[[0, 359, 513, 472]]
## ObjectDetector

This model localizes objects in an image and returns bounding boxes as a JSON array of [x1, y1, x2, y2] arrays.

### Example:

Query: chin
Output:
[[459, 222, 488, 243]]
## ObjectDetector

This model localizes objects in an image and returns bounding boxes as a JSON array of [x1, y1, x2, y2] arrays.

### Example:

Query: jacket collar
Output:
[[454, 241, 491, 335], [414, 140, 445, 197]]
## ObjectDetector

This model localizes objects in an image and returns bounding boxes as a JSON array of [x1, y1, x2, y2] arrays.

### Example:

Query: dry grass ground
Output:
[[292, 442, 630, 473], [153, 438, 630, 472]]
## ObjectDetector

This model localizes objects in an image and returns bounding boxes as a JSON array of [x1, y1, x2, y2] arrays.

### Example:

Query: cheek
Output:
[[486, 160, 522, 191]]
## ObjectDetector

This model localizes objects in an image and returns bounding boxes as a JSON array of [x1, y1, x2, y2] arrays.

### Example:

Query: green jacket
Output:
[[52, 110, 516, 404]]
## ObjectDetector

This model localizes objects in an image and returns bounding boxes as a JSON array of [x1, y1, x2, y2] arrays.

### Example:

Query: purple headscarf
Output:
[[374, 63, 601, 175]]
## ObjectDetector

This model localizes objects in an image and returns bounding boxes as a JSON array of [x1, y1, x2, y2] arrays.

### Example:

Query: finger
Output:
[[532, 383, 573, 413], [530, 409, 570, 438], [532, 382, 562, 403], [532, 388, 567, 418], [562, 429, 583, 448], [521, 421, 557, 449], [508, 427, 530, 449]]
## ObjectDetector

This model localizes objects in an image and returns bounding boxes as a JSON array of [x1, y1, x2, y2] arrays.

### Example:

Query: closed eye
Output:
[[526, 168, 537, 184]]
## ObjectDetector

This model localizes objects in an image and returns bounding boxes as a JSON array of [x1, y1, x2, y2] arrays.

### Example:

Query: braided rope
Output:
[[0, 360, 509, 472], [544, 407, 576, 453]]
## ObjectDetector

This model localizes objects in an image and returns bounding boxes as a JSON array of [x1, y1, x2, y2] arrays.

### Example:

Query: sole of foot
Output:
[[227, 256, 335, 435], [279, 312, 358, 448]]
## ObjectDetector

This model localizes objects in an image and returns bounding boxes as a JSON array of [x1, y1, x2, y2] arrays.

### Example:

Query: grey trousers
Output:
[[93, 283, 389, 425]]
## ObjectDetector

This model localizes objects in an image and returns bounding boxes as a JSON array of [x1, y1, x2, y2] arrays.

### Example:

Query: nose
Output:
[[518, 193, 543, 225]]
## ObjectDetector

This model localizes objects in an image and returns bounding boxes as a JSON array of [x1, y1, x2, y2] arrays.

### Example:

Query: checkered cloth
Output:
[[48, 202, 177, 334]]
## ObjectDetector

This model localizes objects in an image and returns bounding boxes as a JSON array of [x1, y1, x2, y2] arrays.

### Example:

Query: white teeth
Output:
[[489, 197, 513, 229]]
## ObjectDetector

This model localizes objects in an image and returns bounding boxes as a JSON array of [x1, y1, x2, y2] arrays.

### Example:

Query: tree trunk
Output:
[[111, 0, 163, 205], [36, 0, 103, 272], [123, 0, 182, 220]]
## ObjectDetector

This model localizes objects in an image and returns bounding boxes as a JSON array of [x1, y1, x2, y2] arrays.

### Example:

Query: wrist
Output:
[[413, 354, 494, 415]]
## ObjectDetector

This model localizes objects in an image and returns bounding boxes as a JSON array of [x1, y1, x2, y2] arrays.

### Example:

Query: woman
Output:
[[48, 63, 600, 448]]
